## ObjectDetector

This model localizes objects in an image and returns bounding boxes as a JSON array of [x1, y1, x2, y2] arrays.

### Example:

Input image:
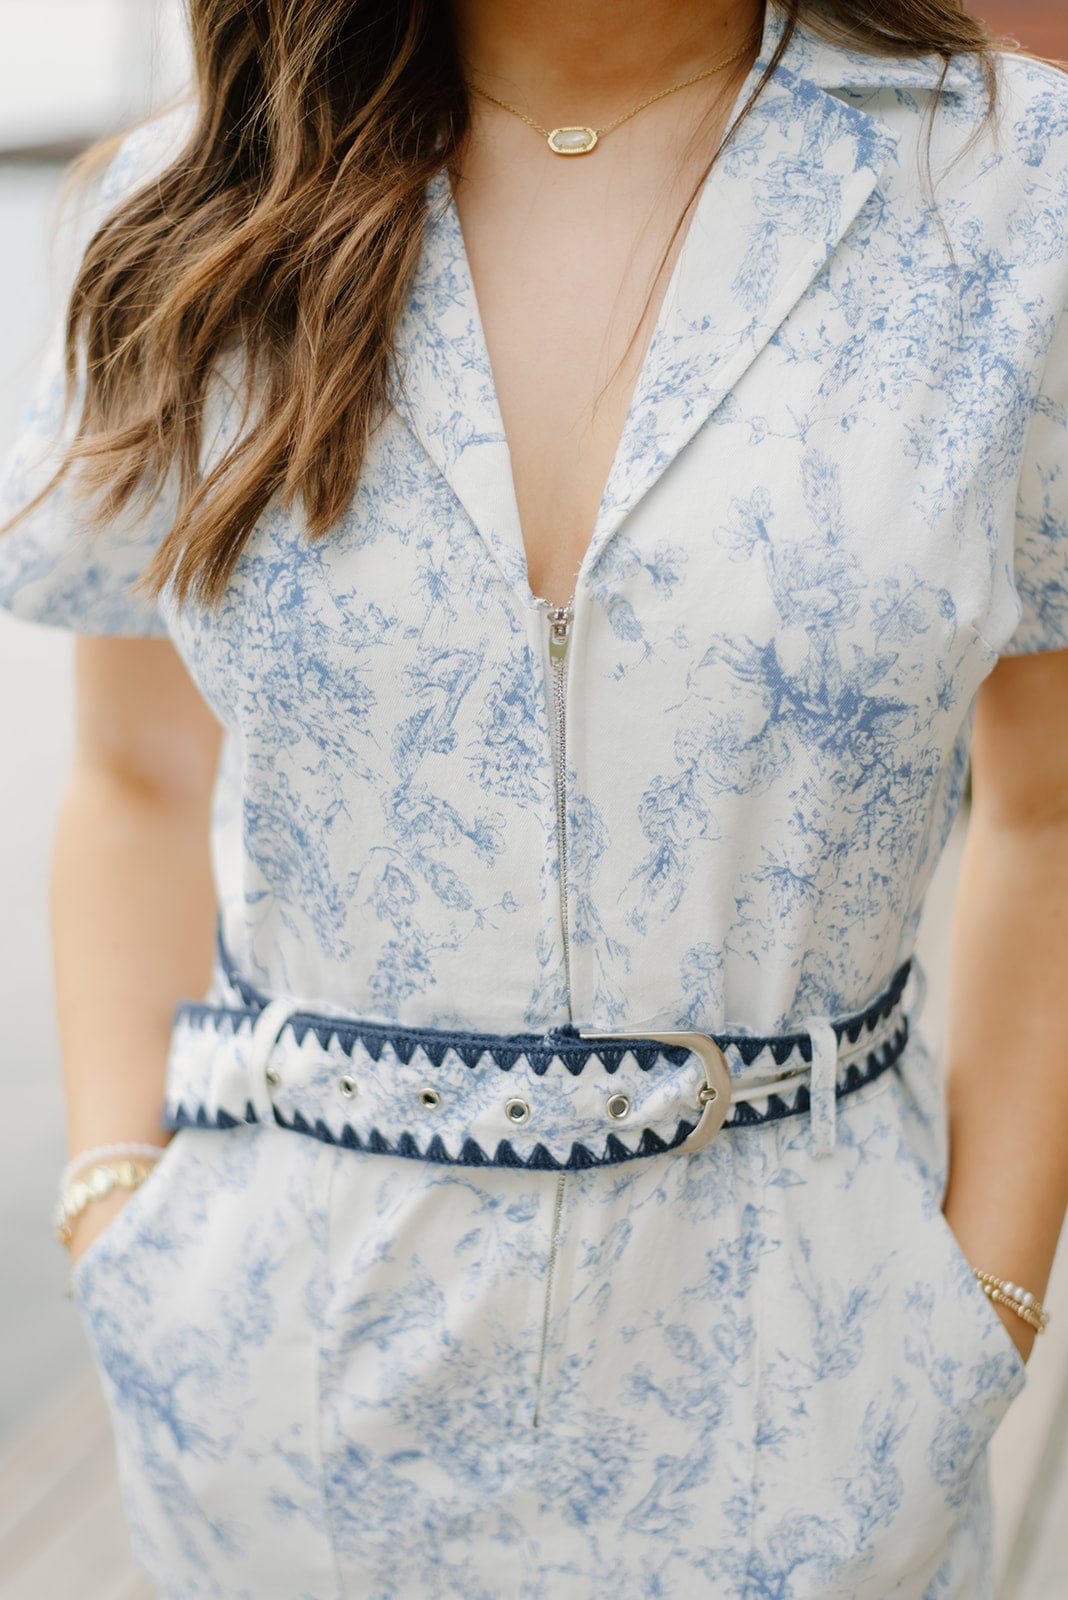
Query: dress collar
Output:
[[766, 2, 979, 97]]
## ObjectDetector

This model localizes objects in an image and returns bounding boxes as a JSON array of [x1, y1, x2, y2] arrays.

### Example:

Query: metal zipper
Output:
[[542, 595, 575, 1020], [530, 591, 576, 1429], [531, 1168, 567, 1429]]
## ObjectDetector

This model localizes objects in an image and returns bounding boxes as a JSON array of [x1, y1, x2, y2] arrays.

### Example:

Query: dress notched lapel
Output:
[[386, 172, 529, 597], [583, 7, 978, 573]]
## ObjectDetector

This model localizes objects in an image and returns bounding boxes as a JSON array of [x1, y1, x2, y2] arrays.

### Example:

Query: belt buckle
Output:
[[577, 1029, 733, 1152]]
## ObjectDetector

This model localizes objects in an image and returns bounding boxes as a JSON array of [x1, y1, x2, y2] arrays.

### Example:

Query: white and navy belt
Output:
[[160, 923, 913, 1169]]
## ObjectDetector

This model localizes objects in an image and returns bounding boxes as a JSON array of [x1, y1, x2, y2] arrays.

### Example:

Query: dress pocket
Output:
[[69, 1123, 342, 1599], [743, 1051, 1025, 1598], [69, 1128, 192, 1291], [924, 1191, 1030, 1386], [883, 1052, 1031, 1429]]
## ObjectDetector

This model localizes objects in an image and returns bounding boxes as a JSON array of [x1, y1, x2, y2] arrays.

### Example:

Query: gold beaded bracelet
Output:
[[53, 1158, 158, 1249], [972, 1268, 1050, 1335]]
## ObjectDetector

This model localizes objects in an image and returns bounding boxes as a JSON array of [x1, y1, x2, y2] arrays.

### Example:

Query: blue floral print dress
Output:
[[2, 5, 1067, 1597]]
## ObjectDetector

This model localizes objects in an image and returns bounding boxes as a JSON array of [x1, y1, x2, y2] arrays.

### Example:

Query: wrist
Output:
[[65, 1120, 173, 1162], [59, 1137, 171, 1198], [941, 1177, 1058, 1309], [64, 1183, 141, 1267], [54, 1145, 168, 1251], [990, 1295, 1038, 1364], [940, 1195, 1051, 1364]]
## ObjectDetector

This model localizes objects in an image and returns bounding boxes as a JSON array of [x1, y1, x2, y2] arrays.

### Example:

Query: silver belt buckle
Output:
[[577, 1029, 733, 1152]]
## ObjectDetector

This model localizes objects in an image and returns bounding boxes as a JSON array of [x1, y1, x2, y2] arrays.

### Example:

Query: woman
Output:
[[1, 0, 1066, 1594]]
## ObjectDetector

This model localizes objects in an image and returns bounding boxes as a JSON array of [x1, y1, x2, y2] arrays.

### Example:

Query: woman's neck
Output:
[[452, 0, 766, 119]]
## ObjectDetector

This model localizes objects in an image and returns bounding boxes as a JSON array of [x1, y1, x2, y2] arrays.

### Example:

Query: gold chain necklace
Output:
[[468, 27, 760, 156]]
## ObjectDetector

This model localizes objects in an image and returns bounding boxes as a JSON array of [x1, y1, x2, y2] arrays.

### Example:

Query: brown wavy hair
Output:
[[4, 0, 1059, 611]]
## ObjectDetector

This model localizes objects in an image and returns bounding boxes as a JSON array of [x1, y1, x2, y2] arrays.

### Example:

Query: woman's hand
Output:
[[942, 1199, 1039, 1366], [989, 1296, 1037, 1366], [66, 1186, 140, 1268]]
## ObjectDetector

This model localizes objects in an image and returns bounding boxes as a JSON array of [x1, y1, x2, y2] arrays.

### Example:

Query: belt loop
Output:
[[245, 997, 300, 1126], [802, 1017, 839, 1159]]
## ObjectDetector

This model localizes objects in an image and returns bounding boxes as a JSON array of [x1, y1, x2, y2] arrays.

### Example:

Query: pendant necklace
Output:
[[468, 27, 760, 156]]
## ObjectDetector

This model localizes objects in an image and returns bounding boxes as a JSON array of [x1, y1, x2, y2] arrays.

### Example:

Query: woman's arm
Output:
[[941, 646, 1068, 1362], [55, 636, 223, 1263]]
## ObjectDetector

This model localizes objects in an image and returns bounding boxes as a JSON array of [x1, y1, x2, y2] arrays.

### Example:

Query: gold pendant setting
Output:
[[546, 126, 599, 156]]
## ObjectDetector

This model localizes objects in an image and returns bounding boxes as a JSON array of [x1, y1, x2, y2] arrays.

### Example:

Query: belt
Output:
[[159, 921, 912, 1170]]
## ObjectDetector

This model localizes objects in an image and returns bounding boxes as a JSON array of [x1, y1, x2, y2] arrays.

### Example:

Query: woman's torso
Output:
[[136, 7, 1068, 1037]]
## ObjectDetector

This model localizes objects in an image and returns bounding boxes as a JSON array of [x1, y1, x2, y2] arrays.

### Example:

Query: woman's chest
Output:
[[171, 336, 1005, 1028], [175, 159, 1043, 761], [449, 122, 738, 610]]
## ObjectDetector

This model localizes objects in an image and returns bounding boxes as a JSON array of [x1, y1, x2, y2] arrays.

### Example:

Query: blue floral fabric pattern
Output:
[[4, 2, 1067, 1594], [69, 1050, 1026, 1598]]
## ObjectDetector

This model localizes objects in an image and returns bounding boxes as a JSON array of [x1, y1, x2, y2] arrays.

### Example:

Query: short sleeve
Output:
[[0, 110, 192, 637], [997, 296, 1068, 657]]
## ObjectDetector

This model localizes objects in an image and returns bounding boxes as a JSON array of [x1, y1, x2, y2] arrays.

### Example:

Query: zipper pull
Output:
[[546, 602, 573, 663]]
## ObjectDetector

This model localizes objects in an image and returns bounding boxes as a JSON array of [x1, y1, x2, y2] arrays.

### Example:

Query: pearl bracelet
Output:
[[57, 1140, 169, 1199], [972, 1268, 1050, 1335]]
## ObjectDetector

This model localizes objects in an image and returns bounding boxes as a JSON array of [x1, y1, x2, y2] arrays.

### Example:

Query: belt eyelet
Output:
[[504, 1097, 531, 1126], [338, 1074, 357, 1099], [578, 1028, 732, 1152]]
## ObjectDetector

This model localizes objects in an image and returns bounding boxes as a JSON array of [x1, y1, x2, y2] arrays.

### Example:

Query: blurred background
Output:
[[0, 3, 1065, 1597]]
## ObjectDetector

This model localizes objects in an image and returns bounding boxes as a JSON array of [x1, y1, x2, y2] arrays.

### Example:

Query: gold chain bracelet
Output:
[[972, 1268, 1050, 1335], [53, 1157, 158, 1249]]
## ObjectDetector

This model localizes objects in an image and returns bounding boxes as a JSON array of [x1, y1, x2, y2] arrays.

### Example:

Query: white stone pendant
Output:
[[546, 126, 599, 155]]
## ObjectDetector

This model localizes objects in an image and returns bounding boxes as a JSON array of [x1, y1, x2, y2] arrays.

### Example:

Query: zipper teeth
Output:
[[531, 1170, 567, 1430], [531, 593, 575, 1431], [542, 595, 575, 1022]]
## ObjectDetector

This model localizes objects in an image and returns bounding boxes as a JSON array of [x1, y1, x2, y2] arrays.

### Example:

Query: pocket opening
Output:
[[882, 1058, 1030, 1400], [927, 1198, 1030, 1387], [69, 1130, 188, 1289]]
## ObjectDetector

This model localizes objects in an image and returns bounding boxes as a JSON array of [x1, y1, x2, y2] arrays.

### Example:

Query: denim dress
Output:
[[2, 6, 1067, 1596]]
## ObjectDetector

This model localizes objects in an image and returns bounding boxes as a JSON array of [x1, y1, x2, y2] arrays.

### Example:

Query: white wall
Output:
[[0, 0, 191, 150]]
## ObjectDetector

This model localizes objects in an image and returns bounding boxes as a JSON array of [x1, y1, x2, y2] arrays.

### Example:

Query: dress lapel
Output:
[[387, 171, 529, 595], [388, 3, 977, 596], [584, 6, 977, 573]]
